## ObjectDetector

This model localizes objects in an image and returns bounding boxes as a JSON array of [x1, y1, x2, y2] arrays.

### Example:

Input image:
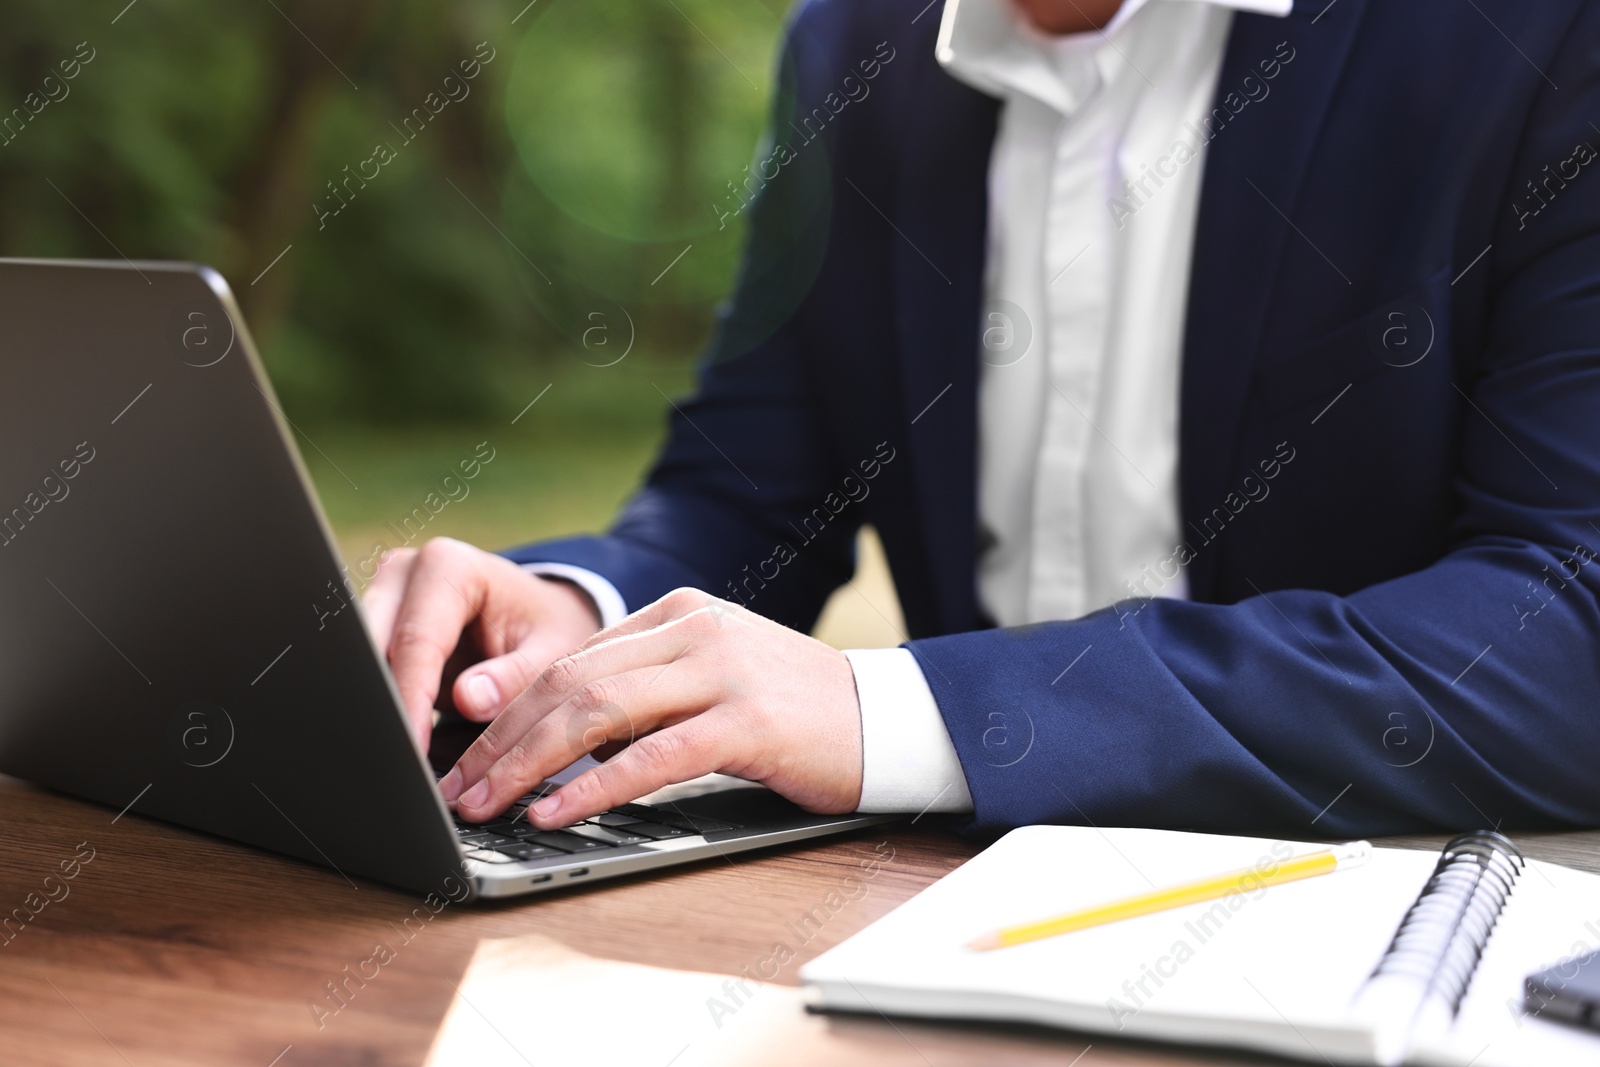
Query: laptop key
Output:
[[592, 811, 644, 828], [568, 823, 650, 846], [614, 803, 678, 823], [626, 821, 694, 840], [484, 822, 542, 839], [460, 833, 516, 848], [615, 804, 739, 834], [656, 811, 739, 833], [464, 848, 515, 864], [528, 831, 613, 853], [491, 842, 565, 862]]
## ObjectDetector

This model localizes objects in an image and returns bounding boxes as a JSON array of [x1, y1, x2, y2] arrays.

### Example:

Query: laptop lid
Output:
[[0, 259, 465, 897]]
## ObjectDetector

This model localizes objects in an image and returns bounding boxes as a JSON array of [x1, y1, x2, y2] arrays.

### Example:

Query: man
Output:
[[366, 0, 1600, 839]]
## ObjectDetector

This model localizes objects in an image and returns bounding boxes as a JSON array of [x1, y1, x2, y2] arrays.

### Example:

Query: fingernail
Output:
[[532, 793, 562, 822], [465, 673, 499, 714], [460, 779, 489, 809], [438, 768, 462, 802]]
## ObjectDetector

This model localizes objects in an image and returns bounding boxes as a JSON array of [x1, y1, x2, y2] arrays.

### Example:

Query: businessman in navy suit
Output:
[[364, 0, 1600, 839]]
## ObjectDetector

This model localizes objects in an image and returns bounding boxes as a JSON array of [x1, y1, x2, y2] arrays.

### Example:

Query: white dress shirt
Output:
[[847, 0, 1291, 813], [537, 0, 1293, 815]]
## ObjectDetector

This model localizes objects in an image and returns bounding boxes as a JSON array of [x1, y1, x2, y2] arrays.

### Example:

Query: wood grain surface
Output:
[[3, 774, 1597, 1067]]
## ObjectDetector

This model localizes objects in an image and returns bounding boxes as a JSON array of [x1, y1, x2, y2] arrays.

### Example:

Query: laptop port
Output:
[[568, 868, 588, 877]]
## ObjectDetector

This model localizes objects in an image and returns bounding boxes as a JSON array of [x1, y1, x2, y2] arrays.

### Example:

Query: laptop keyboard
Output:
[[451, 785, 742, 866]]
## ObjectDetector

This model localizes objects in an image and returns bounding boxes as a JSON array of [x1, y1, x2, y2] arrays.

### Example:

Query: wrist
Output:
[[535, 575, 604, 640]]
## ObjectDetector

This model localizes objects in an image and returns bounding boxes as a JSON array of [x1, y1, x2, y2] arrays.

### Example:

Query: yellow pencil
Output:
[[968, 841, 1371, 951]]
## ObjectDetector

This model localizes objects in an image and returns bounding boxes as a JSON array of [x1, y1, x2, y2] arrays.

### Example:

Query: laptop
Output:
[[0, 258, 894, 899]]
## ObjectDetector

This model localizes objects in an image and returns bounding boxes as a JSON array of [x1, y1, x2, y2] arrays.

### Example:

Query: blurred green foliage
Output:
[[0, 0, 788, 422]]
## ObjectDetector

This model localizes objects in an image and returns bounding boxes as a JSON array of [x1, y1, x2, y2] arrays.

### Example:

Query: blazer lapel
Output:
[[886, 57, 1000, 635], [1179, 1, 1370, 601]]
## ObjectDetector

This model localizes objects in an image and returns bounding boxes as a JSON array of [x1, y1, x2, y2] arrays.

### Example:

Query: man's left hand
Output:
[[438, 588, 865, 827]]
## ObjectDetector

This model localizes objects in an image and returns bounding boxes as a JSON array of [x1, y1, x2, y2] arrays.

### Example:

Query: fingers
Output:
[[445, 606, 720, 798], [449, 580, 603, 721], [384, 539, 492, 748], [448, 660, 717, 821], [366, 537, 612, 756], [359, 548, 418, 652], [527, 717, 735, 829], [568, 586, 724, 654], [450, 645, 547, 723], [437, 586, 861, 829]]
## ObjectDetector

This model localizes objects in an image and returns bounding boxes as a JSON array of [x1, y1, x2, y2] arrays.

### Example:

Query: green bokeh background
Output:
[[0, 0, 904, 646], [0, 0, 779, 512]]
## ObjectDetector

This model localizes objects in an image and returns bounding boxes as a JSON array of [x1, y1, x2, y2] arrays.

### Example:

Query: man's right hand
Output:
[[361, 538, 603, 752]]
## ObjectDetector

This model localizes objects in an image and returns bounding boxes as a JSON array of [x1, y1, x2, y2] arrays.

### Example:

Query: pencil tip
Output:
[[967, 933, 1000, 951]]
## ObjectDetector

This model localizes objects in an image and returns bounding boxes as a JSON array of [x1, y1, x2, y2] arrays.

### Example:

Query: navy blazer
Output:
[[510, 0, 1600, 837]]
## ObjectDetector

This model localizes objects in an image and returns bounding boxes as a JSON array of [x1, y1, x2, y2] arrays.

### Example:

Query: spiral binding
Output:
[[1365, 830, 1525, 1018]]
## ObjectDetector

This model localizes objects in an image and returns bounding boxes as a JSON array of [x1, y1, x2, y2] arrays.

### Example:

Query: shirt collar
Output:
[[937, 0, 1293, 113]]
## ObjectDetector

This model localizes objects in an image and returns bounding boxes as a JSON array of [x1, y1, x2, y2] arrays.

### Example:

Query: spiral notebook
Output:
[[801, 826, 1600, 1066]]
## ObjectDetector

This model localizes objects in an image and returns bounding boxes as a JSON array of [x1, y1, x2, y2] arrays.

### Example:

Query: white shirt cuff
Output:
[[845, 647, 974, 814], [520, 563, 628, 629]]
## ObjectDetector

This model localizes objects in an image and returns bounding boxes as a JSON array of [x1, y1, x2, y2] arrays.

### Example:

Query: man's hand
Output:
[[363, 538, 603, 751], [438, 588, 865, 827]]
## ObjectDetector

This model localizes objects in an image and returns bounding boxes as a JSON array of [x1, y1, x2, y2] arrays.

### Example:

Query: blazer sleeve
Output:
[[909, 13, 1600, 838], [503, 1, 865, 634]]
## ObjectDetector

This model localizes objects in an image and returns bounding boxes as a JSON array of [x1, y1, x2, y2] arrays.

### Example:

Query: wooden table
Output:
[[4, 775, 1599, 1067]]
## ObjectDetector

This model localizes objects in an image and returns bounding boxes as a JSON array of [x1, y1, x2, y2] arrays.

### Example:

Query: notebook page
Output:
[[802, 825, 1443, 1065]]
